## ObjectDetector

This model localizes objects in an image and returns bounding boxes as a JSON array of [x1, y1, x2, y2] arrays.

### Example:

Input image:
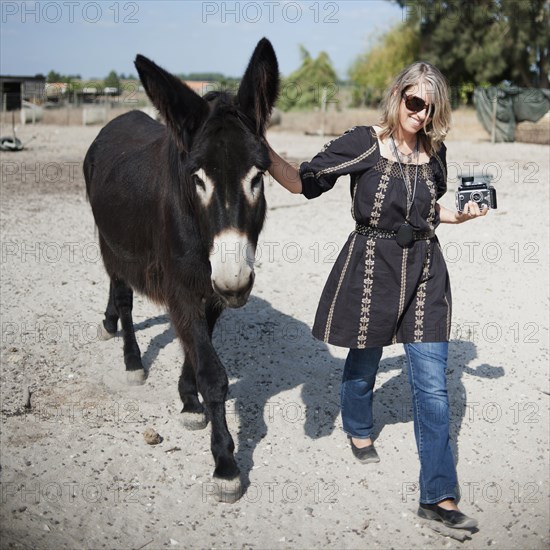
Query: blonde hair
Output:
[[377, 62, 451, 156]]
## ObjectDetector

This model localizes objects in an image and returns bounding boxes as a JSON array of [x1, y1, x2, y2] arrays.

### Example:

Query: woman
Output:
[[266, 62, 487, 530]]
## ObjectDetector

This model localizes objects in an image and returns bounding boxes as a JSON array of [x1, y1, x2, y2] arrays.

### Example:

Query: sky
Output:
[[0, 1, 405, 80]]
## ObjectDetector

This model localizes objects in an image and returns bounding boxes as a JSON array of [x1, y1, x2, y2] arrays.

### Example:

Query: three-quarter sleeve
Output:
[[299, 126, 375, 199], [431, 143, 448, 200]]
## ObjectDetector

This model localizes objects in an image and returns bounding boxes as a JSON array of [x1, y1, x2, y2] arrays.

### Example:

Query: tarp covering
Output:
[[473, 87, 550, 142]]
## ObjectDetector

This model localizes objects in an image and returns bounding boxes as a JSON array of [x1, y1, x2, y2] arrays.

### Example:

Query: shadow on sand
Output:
[[132, 295, 504, 492]]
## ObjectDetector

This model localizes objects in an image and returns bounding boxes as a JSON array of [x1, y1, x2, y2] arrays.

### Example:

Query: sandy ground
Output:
[[0, 120, 549, 550]]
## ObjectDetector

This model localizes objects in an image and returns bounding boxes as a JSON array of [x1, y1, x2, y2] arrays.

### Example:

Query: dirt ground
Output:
[[0, 114, 548, 549]]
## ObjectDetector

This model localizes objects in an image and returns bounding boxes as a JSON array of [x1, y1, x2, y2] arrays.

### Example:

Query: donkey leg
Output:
[[112, 278, 146, 385], [178, 356, 208, 430], [198, 337, 240, 500], [98, 280, 119, 340], [176, 317, 240, 502], [197, 357, 241, 502], [204, 387, 242, 503], [179, 297, 224, 430]]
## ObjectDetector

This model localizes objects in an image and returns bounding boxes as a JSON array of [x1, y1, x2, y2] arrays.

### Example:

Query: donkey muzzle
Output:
[[212, 271, 255, 308], [210, 230, 256, 308]]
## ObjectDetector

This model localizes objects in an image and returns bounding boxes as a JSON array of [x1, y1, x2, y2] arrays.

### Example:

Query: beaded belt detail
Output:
[[355, 224, 435, 241]]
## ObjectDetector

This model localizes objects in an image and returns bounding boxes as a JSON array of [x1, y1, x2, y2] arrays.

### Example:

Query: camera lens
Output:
[[471, 191, 482, 202]]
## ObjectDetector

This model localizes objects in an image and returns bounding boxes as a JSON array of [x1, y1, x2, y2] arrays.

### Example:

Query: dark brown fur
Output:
[[83, 39, 279, 496]]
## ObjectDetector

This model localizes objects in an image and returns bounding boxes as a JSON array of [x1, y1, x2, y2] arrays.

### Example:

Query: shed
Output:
[[0, 75, 46, 111]]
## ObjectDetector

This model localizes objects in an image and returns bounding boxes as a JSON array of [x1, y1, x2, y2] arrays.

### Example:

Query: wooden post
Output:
[[320, 87, 327, 138], [491, 90, 497, 143]]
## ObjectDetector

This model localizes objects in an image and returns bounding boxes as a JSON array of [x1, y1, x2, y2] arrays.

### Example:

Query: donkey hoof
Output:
[[213, 476, 242, 503], [126, 369, 147, 386], [180, 411, 208, 430], [98, 322, 116, 341]]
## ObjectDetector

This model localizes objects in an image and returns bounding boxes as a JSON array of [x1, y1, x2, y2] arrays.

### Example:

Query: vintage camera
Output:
[[456, 175, 497, 212]]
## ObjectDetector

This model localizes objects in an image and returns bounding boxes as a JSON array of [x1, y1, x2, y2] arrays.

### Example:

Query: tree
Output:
[[349, 22, 421, 106], [47, 70, 62, 83], [393, 0, 549, 88], [104, 70, 121, 91], [501, 0, 549, 87], [176, 72, 228, 81], [46, 70, 81, 83], [278, 46, 339, 111]]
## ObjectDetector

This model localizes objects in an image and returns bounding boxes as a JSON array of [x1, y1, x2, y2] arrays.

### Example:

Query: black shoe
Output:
[[418, 503, 478, 530], [348, 437, 380, 463]]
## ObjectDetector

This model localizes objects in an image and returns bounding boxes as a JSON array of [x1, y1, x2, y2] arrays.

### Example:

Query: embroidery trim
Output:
[[356, 237, 377, 348], [370, 160, 392, 228], [424, 165, 437, 228], [323, 233, 358, 342], [315, 142, 377, 179], [413, 244, 432, 341]]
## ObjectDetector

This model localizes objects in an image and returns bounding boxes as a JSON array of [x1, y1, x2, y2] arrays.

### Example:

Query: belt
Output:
[[354, 224, 435, 241]]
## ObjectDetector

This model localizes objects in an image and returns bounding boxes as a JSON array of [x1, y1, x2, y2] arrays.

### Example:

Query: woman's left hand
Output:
[[453, 201, 490, 223]]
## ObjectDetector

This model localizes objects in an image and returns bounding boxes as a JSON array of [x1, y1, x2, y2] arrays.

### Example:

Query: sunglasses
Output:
[[402, 93, 435, 117]]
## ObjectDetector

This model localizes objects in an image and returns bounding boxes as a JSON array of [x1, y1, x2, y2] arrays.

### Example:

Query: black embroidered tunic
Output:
[[299, 126, 452, 348]]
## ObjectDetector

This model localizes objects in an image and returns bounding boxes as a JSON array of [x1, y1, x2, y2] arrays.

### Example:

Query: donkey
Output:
[[83, 38, 279, 502]]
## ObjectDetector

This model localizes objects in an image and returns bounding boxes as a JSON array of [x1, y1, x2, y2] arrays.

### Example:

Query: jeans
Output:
[[340, 342, 458, 504]]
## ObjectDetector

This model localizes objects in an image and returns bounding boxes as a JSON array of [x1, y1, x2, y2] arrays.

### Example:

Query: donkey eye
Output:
[[242, 169, 264, 203], [193, 169, 214, 206], [251, 172, 264, 196], [194, 174, 206, 191], [251, 172, 264, 188]]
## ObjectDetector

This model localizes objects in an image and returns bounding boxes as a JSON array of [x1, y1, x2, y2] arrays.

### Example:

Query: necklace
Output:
[[394, 145, 414, 164], [391, 135, 419, 248], [392, 138, 417, 163]]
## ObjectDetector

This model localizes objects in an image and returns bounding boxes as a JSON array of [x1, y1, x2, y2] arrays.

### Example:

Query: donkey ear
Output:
[[135, 54, 209, 150], [236, 38, 280, 135]]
